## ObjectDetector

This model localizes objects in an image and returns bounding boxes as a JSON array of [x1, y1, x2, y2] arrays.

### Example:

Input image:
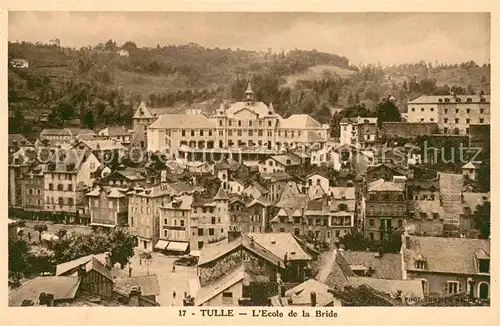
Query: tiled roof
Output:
[[195, 265, 246, 306], [261, 171, 293, 182], [246, 232, 311, 261], [44, 149, 92, 174], [79, 139, 126, 151], [368, 179, 405, 192], [9, 276, 81, 306], [163, 195, 193, 210], [114, 275, 160, 297], [40, 128, 95, 137], [269, 278, 336, 306], [330, 187, 355, 200], [315, 250, 355, 288], [462, 192, 489, 210], [100, 126, 130, 137], [279, 114, 322, 129], [270, 154, 301, 166], [347, 277, 424, 299], [133, 101, 154, 119], [403, 236, 490, 274], [198, 239, 241, 266], [85, 257, 113, 281], [408, 95, 490, 104], [149, 113, 216, 129], [213, 187, 230, 201], [246, 197, 272, 207], [55, 254, 108, 276], [461, 162, 478, 170], [226, 101, 277, 119], [340, 117, 377, 125], [342, 251, 403, 280], [8, 134, 32, 147]]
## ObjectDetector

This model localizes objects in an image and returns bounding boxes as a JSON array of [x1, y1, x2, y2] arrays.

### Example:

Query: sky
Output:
[[8, 12, 490, 65]]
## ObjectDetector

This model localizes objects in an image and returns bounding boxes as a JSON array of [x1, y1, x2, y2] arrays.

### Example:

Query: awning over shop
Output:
[[167, 241, 189, 252], [154, 240, 170, 250], [189, 250, 201, 257]]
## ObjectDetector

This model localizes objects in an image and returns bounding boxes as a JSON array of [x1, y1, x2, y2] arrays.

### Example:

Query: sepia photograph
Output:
[[6, 10, 493, 313]]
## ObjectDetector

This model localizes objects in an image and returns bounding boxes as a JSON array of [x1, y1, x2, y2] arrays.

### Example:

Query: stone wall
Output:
[[380, 122, 439, 139]]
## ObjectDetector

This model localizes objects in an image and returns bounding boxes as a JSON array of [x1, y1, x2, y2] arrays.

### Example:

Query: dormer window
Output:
[[415, 260, 426, 269], [479, 259, 490, 273]]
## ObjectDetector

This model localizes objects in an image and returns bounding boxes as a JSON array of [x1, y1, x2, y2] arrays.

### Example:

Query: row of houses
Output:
[[189, 232, 490, 306]]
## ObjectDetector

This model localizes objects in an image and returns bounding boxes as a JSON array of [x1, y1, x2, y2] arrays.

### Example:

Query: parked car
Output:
[[174, 255, 197, 266]]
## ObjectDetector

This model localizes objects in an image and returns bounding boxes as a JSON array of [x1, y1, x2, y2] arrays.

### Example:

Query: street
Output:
[[125, 250, 197, 307]]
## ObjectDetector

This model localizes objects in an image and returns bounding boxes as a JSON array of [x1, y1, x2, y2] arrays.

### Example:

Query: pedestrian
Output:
[[172, 264, 176, 273], [184, 291, 187, 298], [173, 290, 176, 300], [27, 232, 31, 242], [128, 265, 132, 277]]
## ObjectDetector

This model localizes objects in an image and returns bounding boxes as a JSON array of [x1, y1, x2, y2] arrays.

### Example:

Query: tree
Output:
[[9, 238, 30, 277], [376, 99, 401, 126], [381, 231, 403, 253], [339, 232, 371, 251], [104, 39, 117, 52], [473, 202, 490, 239], [122, 41, 137, 53], [476, 160, 490, 192], [108, 229, 135, 268], [55, 228, 67, 239], [34, 224, 48, 242], [141, 252, 153, 275]]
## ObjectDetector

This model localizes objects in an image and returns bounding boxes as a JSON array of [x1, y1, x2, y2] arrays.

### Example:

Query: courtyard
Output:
[[122, 250, 197, 307]]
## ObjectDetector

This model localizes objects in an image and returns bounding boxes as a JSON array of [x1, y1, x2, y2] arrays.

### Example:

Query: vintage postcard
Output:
[[1, 2, 499, 326]]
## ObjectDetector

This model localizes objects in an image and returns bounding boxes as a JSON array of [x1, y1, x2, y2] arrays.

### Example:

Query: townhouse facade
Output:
[[364, 178, 408, 242], [146, 84, 329, 155], [43, 150, 100, 224], [339, 117, 378, 148], [402, 235, 490, 299], [407, 95, 490, 135], [86, 186, 129, 229]]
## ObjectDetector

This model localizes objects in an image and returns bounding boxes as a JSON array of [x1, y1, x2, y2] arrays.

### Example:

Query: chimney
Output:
[[39, 292, 54, 306], [310, 291, 317, 307], [129, 286, 142, 307], [78, 265, 86, 277]]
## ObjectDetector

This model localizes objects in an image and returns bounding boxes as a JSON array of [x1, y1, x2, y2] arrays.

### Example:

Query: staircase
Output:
[[439, 173, 463, 235]]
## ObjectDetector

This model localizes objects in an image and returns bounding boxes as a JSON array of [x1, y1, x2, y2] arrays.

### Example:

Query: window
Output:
[[182, 130, 186, 137], [430, 118, 434, 122], [198, 228, 204, 236], [191, 130, 195, 137], [447, 281, 459, 294], [444, 118, 448, 123], [479, 259, 490, 273], [369, 233, 374, 241], [48, 183, 53, 190], [466, 108, 470, 114], [430, 108, 434, 111], [220, 228, 224, 233], [480, 109, 484, 114], [68, 184, 73, 192], [420, 118, 424, 122], [421, 108, 424, 112], [200, 130, 204, 136], [219, 120, 222, 126], [421, 279, 429, 296], [268, 121, 272, 127], [248, 130, 253, 136], [415, 260, 425, 269], [455, 109, 459, 113], [208, 130, 212, 136], [164, 218, 168, 225], [480, 118, 484, 123], [466, 119, 470, 124], [237, 130, 242, 136], [209, 228, 215, 236], [222, 292, 233, 304], [433, 213, 439, 219], [180, 220, 185, 227], [444, 109, 448, 114], [455, 118, 459, 123], [28, 189, 33, 195], [279, 227, 285, 232], [238, 120, 241, 127], [411, 108, 415, 112]]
